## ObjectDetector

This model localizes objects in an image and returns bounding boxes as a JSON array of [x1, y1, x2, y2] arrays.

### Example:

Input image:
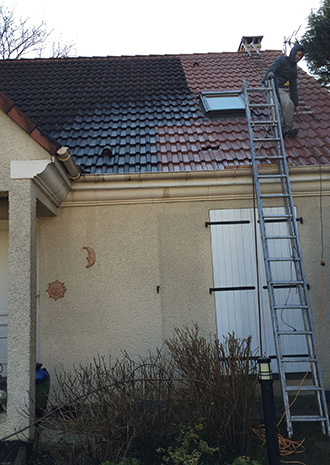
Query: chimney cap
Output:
[[238, 35, 263, 52]]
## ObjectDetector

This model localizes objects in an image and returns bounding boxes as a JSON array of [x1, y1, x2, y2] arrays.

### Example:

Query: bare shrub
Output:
[[45, 353, 178, 465], [165, 325, 258, 454], [42, 326, 258, 464]]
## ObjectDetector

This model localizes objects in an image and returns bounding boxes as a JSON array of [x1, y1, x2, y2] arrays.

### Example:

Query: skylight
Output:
[[200, 91, 246, 117]]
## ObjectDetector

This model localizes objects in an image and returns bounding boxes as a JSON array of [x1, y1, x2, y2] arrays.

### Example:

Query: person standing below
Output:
[[262, 43, 305, 138]]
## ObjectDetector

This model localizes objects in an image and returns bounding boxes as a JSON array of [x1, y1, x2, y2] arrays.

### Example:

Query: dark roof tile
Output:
[[0, 52, 329, 172]]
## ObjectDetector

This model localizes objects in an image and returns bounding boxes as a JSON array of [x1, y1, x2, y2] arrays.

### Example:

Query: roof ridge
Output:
[[0, 50, 283, 63]]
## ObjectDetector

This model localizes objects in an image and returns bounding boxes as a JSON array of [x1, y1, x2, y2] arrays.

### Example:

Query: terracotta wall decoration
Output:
[[83, 246, 96, 268], [47, 280, 67, 301]]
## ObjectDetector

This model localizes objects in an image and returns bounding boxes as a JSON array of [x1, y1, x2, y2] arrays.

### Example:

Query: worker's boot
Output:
[[283, 127, 299, 138]]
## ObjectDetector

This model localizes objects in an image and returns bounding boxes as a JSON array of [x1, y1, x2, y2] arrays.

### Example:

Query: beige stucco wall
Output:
[[295, 194, 330, 388], [5, 180, 38, 435], [38, 200, 218, 372], [37, 184, 330, 389], [0, 109, 67, 437], [0, 110, 53, 192]]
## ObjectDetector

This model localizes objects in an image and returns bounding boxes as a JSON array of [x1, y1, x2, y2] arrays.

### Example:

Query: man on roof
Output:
[[262, 43, 305, 138]]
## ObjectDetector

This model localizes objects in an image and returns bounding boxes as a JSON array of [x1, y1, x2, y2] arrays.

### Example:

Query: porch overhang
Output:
[[10, 157, 73, 210]]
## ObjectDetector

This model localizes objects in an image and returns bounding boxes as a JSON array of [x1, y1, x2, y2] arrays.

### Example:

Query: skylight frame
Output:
[[200, 91, 246, 117]]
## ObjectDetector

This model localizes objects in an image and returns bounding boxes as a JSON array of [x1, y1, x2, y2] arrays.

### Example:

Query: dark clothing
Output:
[[262, 43, 305, 107]]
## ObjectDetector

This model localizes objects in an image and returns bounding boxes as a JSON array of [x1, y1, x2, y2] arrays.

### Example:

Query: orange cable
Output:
[[277, 260, 325, 428], [253, 260, 325, 465]]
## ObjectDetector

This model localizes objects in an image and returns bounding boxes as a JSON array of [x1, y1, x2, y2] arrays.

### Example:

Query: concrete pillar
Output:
[[6, 179, 37, 439]]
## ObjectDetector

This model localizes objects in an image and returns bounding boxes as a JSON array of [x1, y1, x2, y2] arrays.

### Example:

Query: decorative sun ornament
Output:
[[47, 280, 66, 301]]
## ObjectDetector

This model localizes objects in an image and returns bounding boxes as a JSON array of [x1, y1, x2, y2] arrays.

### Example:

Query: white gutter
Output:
[[63, 165, 330, 207]]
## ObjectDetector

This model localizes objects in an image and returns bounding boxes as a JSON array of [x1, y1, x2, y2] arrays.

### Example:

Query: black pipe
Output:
[[258, 357, 281, 465]]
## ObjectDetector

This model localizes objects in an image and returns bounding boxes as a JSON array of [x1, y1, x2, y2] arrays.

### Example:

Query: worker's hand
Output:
[[294, 106, 300, 115], [266, 71, 274, 80]]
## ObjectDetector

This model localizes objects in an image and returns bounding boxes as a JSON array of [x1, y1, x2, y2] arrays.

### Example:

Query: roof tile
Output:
[[8, 105, 36, 134], [30, 127, 61, 155], [0, 90, 14, 113], [0, 52, 329, 173]]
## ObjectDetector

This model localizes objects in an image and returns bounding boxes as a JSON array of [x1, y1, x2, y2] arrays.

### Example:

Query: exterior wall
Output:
[[38, 200, 218, 373], [296, 195, 330, 388], [5, 180, 38, 436], [0, 110, 63, 438], [38, 187, 330, 389], [0, 111, 51, 192]]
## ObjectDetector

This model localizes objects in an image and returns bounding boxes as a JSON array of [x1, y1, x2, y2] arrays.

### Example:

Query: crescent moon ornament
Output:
[[83, 246, 96, 268]]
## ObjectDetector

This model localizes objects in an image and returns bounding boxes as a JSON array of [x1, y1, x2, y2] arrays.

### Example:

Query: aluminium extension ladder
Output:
[[242, 78, 330, 437]]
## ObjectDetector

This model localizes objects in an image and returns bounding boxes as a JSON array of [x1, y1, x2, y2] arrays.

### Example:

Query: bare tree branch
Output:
[[0, 2, 75, 59]]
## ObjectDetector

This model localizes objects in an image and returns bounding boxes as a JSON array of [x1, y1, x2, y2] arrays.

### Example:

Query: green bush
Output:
[[230, 457, 262, 465], [157, 423, 218, 465]]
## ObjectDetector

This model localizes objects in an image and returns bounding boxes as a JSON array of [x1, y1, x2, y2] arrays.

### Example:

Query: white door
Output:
[[0, 222, 8, 378], [209, 208, 308, 373]]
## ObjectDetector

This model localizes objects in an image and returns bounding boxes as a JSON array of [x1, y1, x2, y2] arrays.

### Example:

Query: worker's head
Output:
[[295, 50, 304, 63], [289, 43, 305, 63]]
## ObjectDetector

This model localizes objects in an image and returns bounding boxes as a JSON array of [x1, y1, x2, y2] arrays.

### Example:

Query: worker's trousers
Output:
[[278, 88, 295, 129]]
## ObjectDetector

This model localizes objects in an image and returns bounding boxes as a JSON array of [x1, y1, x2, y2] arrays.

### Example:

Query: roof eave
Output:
[[63, 165, 330, 206]]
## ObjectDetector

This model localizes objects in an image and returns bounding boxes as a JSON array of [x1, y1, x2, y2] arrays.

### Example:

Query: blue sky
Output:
[[4, 0, 322, 58]]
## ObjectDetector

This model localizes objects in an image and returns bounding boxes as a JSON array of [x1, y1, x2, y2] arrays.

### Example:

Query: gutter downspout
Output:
[[56, 147, 81, 180]]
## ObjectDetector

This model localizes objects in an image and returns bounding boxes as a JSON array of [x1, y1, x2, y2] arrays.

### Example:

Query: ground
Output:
[[1, 423, 330, 465], [27, 422, 330, 465]]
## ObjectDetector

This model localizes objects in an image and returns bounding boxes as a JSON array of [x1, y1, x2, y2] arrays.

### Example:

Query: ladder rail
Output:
[[266, 82, 321, 370], [244, 81, 290, 431], [243, 78, 330, 437]]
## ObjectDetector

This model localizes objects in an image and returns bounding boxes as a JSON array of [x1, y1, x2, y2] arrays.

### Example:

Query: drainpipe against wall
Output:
[[56, 147, 80, 180]]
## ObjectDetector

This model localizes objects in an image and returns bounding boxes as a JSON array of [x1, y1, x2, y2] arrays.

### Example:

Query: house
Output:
[[1, 36, 330, 438]]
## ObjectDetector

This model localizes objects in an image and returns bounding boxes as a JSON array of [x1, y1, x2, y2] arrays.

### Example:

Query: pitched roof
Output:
[[0, 90, 61, 156], [0, 50, 329, 174]]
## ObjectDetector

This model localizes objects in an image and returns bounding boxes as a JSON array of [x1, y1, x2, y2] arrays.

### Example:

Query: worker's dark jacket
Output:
[[262, 43, 305, 107]]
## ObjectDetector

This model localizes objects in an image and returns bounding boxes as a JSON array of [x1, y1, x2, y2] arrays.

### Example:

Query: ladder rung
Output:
[[258, 174, 286, 179], [278, 330, 311, 336], [251, 120, 278, 126], [247, 86, 268, 92], [249, 103, 275, 108], [265, 235, 296, 239], [291, 415, 326, 422], [270, 280, 304, 286], [268, 257, 300, 261], [262, 214, 292, 218], [281, 357, 312, 363], [254, 137, 281, 142], [260, 194, 290, 198], [286, 385, 321, 392], [255, 155, 284, 160], [275, 305, 309, 310]]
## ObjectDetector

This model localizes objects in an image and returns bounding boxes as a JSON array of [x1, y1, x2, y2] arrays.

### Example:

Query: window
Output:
[[200, 91, 245, 117]]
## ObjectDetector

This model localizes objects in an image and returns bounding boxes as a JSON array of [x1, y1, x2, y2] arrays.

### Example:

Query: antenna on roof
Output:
[[283, 26, 301, 54]]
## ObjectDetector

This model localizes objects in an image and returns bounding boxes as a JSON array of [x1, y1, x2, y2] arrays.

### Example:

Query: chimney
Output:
[[238, 36, 263, 55]]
